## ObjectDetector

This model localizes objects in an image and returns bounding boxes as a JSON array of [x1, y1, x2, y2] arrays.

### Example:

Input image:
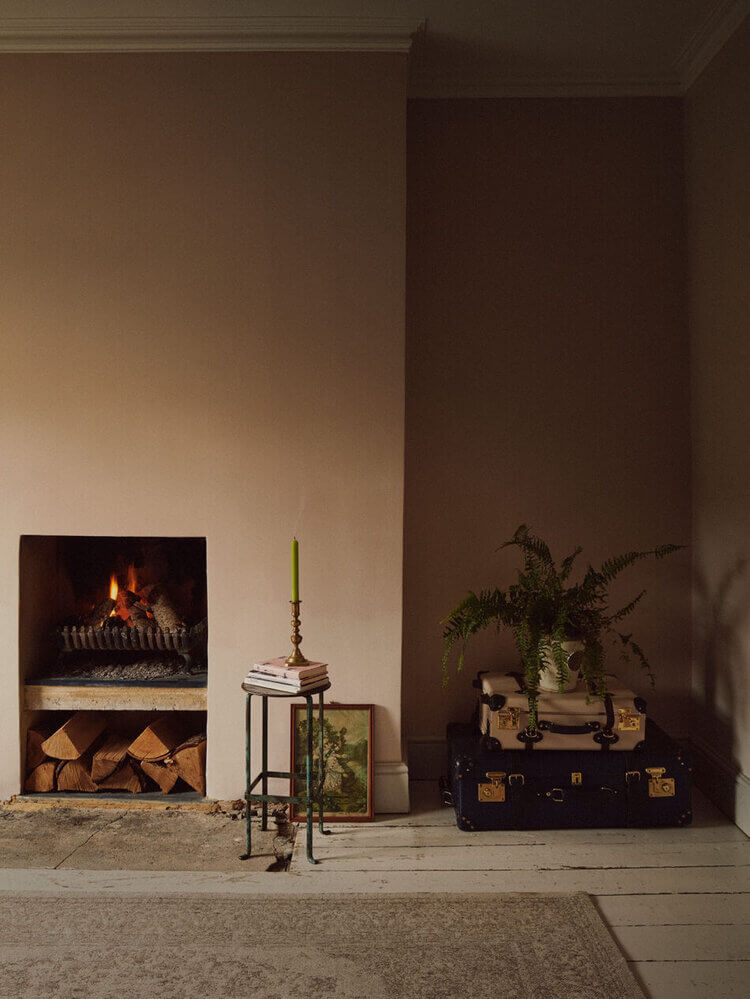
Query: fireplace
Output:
[[19, 536, 208, 797]]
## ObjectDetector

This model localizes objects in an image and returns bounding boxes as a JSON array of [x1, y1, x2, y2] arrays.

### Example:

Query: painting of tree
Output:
[[290, 705, 373, 820]]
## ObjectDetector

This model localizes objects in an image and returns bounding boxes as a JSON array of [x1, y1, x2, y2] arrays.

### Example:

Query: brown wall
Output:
[[0, 53, 407, 803], [405, 98, 691, 757], [687, 18, 750, 802]]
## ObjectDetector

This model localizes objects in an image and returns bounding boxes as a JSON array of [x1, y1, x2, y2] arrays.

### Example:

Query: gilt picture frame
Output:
[[289, 702, 374, 822]]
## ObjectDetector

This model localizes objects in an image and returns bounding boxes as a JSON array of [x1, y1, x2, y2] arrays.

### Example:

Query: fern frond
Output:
[[599, 544, 685, 584], [653, 544, 685, 560], [500, 524, 554, 568], [599, 551, 651, 583], [609, 589, 646, 623], [560, 546, 583, 580], [624, 637, 656, 687]]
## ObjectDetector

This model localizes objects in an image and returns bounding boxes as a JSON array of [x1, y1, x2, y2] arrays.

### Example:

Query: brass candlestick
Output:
[[285, 600, 310, 667]]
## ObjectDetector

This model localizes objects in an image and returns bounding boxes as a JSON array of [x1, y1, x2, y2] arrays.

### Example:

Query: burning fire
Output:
[[105, 566, 146, 621]]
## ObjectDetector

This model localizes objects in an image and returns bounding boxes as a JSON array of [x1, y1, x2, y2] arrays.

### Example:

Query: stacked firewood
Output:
[[24, 712, 206, 795]]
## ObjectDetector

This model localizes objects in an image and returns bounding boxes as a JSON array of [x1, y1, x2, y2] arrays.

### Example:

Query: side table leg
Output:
[[318, 691, 329, 835], [261, 695, 268, 832], [306, 695, 317, 864], [242, 692, 252, 859]]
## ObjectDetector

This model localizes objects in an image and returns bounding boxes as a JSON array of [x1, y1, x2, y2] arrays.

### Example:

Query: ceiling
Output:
[[0, 1, 748, 95]]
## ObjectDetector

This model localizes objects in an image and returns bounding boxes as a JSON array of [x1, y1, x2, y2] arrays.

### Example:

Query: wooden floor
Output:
[[291, 782, 750, 999]]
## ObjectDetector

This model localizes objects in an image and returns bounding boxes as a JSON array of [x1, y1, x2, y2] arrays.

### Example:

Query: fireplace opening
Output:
[[19, 537, 208, 797], [20, 536, 207, 686]]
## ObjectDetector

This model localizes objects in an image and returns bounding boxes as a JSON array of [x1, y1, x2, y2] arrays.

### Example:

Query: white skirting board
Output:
[[374, 760, 410, 813], [689, 735, 750, 837]]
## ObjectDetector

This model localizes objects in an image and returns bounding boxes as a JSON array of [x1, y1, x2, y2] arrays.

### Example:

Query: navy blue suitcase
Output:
[[446, 720, 691, 831]]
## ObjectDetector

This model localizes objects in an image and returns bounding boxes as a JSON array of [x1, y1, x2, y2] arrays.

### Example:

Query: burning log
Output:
[[56, 757, 98, 793], [85, 597, 116, 627], [127, 716, 185, 762], [166, 734, 207, 795], [26, 727, 51, 771], [91, 732, 130, 782], [119, 589, 152, 627], [96, 761, 144, 793], [140, 759, 179, 793], [42, 711, 107, 761], [148, 586, 185, 630], [24, 761, 56, 793]]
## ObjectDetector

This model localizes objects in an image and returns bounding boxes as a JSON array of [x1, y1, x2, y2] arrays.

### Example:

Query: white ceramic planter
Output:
[[537, 639, 584, 692]]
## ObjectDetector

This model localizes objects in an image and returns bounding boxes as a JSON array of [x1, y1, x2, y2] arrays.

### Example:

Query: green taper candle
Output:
[[291, 538, 299, 602]]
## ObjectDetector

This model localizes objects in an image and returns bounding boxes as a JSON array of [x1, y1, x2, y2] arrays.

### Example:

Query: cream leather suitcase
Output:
[[476, 670, 647, 750]]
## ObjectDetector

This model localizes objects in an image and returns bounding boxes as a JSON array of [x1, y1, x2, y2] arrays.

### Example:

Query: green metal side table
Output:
[[240, 678, 331, 864]]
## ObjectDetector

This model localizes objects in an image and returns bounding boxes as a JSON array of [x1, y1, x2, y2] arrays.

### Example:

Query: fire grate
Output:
[[57, 620, 205, 656]]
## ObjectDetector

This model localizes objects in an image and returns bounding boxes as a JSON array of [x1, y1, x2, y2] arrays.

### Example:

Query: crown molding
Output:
[[409, 0, 749, 99], [407, 73, 684, 99], [0, 16, 423, 53], [674, 0, 750, 90]]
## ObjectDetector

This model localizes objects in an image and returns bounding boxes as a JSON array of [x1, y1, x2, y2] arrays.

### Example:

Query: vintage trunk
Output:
[[476, 670, 647, 750], [447, 721, 691, 831]]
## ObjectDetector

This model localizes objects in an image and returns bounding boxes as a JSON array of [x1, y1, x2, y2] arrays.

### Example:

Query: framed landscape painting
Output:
[[289, 702, 374, 822]]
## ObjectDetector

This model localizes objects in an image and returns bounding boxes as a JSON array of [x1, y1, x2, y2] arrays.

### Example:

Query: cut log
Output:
[[26, 727, 51, 771], [127, 715, 184, 762], [24, 760, 56, 793], [42, 711, 107, 760], [166, 734, 206, 795], [96, 760, 144, 793], [91, 732, 131, 782], [85, 597, 116, 627], [148, 585, 185, 630], [121, 589, 151, 627], [140, 759, 179, 793], [56, 757, 98, 793]]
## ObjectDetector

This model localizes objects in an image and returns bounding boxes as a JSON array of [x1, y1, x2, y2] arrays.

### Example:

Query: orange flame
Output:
[[109, 573, 118, 602], [126, 564, 138, 594]]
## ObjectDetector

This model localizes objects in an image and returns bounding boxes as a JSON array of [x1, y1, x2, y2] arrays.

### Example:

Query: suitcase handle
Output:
[[538, 720, 600, 735]]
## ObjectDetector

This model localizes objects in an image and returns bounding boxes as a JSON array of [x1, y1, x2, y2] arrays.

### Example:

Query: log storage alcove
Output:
[[24, 711, 207, 796], [19, 537, 208, 799]]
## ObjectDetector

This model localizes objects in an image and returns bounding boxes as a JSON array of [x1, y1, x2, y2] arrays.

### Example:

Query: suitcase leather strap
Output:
[[593, 694, 619, 748]]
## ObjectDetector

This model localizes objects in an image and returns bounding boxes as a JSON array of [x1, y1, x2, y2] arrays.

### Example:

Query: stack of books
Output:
[[244, 657, 329, 693]]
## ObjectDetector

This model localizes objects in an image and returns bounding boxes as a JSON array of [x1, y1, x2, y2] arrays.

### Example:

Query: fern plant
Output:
[[442, 525, 683, 728]]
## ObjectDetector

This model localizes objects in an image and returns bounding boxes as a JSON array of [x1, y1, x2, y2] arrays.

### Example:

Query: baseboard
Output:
[[689, 736, 750, 836], [374, 760, 410, 814], [407, 739, 446, 781]]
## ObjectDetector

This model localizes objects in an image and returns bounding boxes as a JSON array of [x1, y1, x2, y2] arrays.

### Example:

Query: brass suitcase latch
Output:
[[618, 708, 641, 731], [495, 707, 520, 730], [571, 772, 582, 786], [478, 771, 506, 803], [646, 767, 675, 798]]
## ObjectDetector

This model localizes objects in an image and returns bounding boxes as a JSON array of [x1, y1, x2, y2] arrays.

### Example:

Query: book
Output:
[[243, 673, 328, 693], [251, 658, 328, 681], [244, 669, 326, 687]]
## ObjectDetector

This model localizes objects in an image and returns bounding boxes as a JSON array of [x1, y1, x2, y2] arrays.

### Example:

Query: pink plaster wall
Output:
[[404, 98, 691, 753], [0, 52, 407, 801]]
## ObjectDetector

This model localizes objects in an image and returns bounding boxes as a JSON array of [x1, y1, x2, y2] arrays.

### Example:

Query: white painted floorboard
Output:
[[291, 782, 750, 999], [0, 783, 746, 998]]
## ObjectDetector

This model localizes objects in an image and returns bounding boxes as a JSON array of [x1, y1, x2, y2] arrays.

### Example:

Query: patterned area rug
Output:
[[0, 892, 643, 998]]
